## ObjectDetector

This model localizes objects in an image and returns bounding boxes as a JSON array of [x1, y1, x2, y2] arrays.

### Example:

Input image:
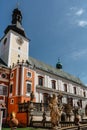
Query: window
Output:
[[51, 80, 56, 89], [10, 99, 14, 104], [27, 71, 31, 77], [10, 84, 13, 93], [18, 54, 20, 58], [3, 86, 8, 95], [83, 91, 86, 97], [64, 84, 67, 92], [0, 86, 8, 96], [38, 76, 43, 86], [26, 83, 31, 93], [18, 47, 21, 50], [1, 73, 7, 79], [74, 87, 76, 94]]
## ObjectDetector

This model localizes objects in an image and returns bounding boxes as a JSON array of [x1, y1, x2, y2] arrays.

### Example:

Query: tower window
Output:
[[18, 47, 21, 50], [18, 54, 20, 58]]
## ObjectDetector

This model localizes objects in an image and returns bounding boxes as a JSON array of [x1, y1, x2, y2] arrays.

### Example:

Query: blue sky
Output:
[[0, 0, 87, 84]]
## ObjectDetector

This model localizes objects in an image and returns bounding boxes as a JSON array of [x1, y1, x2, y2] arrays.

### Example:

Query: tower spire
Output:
[[16, 0, 20, 9], [12, 7, 22, 25], [56, 58, 62, 69], [4, 5, 27, 38]]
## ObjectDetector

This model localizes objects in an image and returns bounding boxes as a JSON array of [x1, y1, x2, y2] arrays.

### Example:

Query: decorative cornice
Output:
[[36, 85, 87, 100]]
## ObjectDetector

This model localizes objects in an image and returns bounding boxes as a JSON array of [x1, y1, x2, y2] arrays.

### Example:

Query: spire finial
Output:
[[56, 57, 62, 69], [58, 57, 60, 63], [16, 0, 20, 9]]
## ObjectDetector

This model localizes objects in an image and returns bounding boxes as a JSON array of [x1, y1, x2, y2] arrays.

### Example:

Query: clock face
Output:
[[16, 36, 23, 45]]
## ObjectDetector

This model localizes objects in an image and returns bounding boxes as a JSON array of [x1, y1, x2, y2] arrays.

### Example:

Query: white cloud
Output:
[[77, 20, 87, 27], [70, 7, 77, 11], [67, 7, 87, 27], [75, 9, 84, 16], [71, 49, 87, 60]]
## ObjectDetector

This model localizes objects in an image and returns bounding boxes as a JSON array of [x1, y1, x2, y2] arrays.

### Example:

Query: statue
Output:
[[30, 91, 34, 101], [49, 94, 62, 130], [74, 101, 81, 126], [9, 112, 18, 130]]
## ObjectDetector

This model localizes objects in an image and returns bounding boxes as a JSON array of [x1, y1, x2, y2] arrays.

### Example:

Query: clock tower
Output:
[[0, 8, 29, 67]]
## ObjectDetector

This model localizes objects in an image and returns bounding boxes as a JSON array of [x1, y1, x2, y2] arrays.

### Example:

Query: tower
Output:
[[0, 8, 29, 67], [56, 58, 62, 69]]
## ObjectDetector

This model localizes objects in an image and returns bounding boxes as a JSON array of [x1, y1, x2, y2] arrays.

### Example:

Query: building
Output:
[[0, 7, 87, 124]]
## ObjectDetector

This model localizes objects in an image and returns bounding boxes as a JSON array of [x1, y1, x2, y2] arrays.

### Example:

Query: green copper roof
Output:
[[29, 57, 84, 86]]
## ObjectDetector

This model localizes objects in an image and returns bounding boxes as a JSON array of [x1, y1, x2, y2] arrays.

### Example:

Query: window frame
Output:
[[27, 71, 32, 78], [64, 83, 67, 92], [73, 87, 76, 94], [51, 80, 56, 89], [26, 82, 32, 95], [38, 76, 44, 86]]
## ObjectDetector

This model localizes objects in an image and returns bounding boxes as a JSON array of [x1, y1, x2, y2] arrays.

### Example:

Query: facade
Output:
[[0, 8, 87, 124]]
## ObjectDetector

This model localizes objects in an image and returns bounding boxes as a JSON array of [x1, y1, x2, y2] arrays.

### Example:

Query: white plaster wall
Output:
[[0, 33, 10, 65], [70, 84, 73, 94], [9, 31, 29, 66], [82, 101, 86, 109], [73, 99, 78, 106], [44, 75, 48, 87], [86, 90, 87, 98], [58, 80, 63, 91], [48, 76, 51, 89], [35, 92, 39, 102]]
